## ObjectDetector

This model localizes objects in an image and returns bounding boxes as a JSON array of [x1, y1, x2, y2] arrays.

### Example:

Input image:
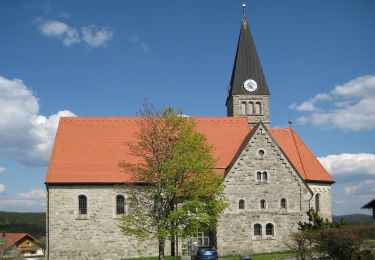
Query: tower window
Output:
[[255, 102, 262, 114], [260, 199, 266, 209], [254, 224, 262, 236], [248, 102, 254, 114], [78, 195, 87, 215], [280, 198, 287, 209], [258, 149, 265, 157], [241, 102, 247, 115], [315, 194, 320, 212], [116, 195, 125, 214], [239, 199, 245, 209], [266, 223, 274, 236], [257, 171, 262, 181]]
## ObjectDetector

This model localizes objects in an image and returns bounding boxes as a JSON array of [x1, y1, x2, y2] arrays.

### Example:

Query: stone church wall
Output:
[[47, 185, 163, 260], [216, 125, 312, 255], [307, 183, 332, 220]]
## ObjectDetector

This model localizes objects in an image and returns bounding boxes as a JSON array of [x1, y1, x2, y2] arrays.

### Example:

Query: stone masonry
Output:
[[307, 183, 332, 220], [227, 95, 270, 128], [216, 124, 312, 255], [47, 185, 162, 260]]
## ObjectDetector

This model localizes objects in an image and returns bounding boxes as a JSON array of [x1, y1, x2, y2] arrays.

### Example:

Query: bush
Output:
[[289, 225, 375, 260]]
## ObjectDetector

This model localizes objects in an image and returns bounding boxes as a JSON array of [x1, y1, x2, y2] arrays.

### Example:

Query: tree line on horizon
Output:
[[0, 211, 45, 239]]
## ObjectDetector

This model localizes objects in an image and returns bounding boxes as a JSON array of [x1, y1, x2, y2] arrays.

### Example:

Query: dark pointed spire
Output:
[[227, 4, 270, 102]]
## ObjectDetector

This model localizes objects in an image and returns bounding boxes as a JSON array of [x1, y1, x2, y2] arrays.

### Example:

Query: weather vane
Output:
[[288, 114, 293, 128]]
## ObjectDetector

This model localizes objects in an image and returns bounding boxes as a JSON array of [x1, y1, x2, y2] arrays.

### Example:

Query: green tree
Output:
[[118, 104, 226, 260], [298, 208, 345, 231]]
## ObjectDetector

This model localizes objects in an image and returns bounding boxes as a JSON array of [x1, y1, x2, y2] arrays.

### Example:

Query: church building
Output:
[[45, 7, 334, 259]]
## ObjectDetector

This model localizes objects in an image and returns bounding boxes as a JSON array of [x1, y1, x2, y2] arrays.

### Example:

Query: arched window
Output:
[[260, 199, 266, 209], [78, 195, 87, 215], [255, 102, 262, 114], [257, 171, 262, 181], [239, 199, 245, 209], [315, 194, 320, 212], [266, 223, 274, 236], [262, 171, 268, 181], [241, 102, 247, 115], [248, 102, 254, 114], [280, 198, 287, 209], [254, 224, 262, 236], [116, 195, 125, 214]]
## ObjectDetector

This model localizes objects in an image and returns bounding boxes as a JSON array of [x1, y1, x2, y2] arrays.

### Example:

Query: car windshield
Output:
[[198, 247, 216, 255]]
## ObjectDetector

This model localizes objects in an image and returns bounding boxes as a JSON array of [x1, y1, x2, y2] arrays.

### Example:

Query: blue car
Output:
[[192, 246, 218, 260]]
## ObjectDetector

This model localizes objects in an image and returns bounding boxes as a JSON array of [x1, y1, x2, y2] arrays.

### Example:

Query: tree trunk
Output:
[[176, 235, 179, 258], [159, 238, 165, 260], [171, 235, 175, 256]]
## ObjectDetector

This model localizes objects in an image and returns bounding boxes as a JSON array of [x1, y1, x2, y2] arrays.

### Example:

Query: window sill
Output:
[[75, 214, 89, 220]]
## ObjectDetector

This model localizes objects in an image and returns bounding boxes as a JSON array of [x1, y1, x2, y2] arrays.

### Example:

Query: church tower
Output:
[[226, 4, 270, 127]]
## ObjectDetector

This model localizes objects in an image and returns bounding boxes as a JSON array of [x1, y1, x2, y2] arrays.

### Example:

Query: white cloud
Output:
[[344, 179, 375, 195], [18, 189, 46, 199], [0, 184, 5, 194], [81, 26, 113, 47], [290, 75, 375, 131], [318, 153, 375, 177], [38, 20, 80, 46], [0, 199, 45, 207], [0, 75, 76, 166], [128, 34, 150, 53], [0, 167, 5, 174], [38, 19, 113, 48]]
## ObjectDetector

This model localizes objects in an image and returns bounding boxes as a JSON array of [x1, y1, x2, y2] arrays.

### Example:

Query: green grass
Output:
[[219, 251, 293, 260]]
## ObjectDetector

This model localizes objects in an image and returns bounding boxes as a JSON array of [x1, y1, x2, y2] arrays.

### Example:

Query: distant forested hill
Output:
[[0, 211, 46, 239], [333, 214, 374, 225]]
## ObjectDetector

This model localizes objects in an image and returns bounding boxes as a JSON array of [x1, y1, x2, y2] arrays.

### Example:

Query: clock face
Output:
[[243, 79, 258, 92]]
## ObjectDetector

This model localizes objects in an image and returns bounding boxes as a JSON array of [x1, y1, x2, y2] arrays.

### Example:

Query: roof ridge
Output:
[[290, 128, 307, 179]]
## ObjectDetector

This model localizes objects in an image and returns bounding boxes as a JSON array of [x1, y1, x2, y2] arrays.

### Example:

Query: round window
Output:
[[258, 149, 265, 157]]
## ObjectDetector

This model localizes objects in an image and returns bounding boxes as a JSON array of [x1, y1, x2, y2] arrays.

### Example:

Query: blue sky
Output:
[[0, 0, 374, 216]]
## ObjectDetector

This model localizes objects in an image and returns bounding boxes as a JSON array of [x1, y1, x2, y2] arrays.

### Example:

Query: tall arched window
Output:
[[241, 102, 247, 115], [257, 171, 262, 181], [254, 224, 262, 236], [266, 223, 274, 236], [248, 102, 254, 114], [260, 199, 266, 209], [78, 195, 87, 215], [280, 198, 287, 209], [262, 171, 268, 181], [116, 195, 125, 214], [239, 199, 245, 209], [255, 102, 262, 114], [315, 194, 320, 212]]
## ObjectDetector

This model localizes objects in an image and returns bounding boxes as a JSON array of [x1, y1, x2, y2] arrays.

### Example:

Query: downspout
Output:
[[46, 184, 49, 260]]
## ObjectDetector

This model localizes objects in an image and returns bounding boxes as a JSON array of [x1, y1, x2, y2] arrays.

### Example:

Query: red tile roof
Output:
[[269, 128, 334, 183], [1, 233, 37, 249], [45, 117, 334, 184]]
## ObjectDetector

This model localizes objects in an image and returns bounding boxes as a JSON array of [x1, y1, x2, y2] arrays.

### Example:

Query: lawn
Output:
[[220, 251, 293, 260]]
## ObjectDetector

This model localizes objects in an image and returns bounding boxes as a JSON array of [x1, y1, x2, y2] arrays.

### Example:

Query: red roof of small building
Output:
[[1, 233, 37, 249], [45, 117, 334, 184]]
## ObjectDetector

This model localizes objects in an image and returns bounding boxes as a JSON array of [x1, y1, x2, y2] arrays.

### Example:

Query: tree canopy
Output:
[[118, 104, 226, 260]]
